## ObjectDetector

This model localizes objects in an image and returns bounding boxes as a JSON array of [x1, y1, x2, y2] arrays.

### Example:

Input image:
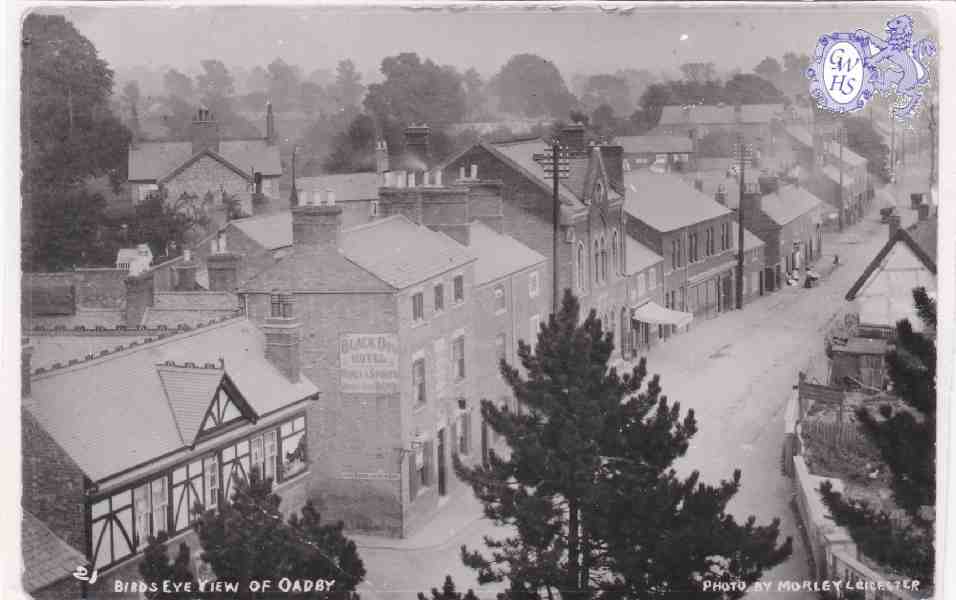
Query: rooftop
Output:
[[658, 103, 784, 126], [624, 170, 731, 232], [784, 125, 814, 148], [25, 316, 317, 481], [846, 214, 938, 301], [297, 172, 381, 203], [624, 235, 663, 275], [616, 135, 693, 155], [760, 185, 823, 225], [21, 511, 85, 593], [467, 221, 546, 285], [129, 139, 281, 182], [824, 141, 867, 168]]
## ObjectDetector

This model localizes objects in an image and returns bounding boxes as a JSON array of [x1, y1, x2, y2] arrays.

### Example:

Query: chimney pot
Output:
[[888, 214, 902, 240], [264, 309, 301, 382], [917, 203, 930, 221], [292, 202, 343, 251]]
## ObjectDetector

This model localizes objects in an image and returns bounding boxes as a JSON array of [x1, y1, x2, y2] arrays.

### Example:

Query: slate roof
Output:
[[658, 104, 784, 126], [230, 212, 293, 251], [155, 364, 227, 443], [760, 185, 823, 225], [31, 333, 152, 371], [129, 139, 280, 182], [785, 125, 814, 148], [241, 214, 475, 292], [617, 135, 693, 154], [733, 222, 766, 252], [846, 215, 937, 300], [21, 511, 84, 593], [298, 173, 381, 203], [485, 139, 584, 208], [27, 309, 126, 331], [625, 235, 663, 275], [467, 221, 546, 285], [154, 291, 237, 310], [141, 308, 239, 329], [25, 317, 318, 481], [821, 164, 848, 185], [624, 170, 731, 232], [824, 141, 867, 168]]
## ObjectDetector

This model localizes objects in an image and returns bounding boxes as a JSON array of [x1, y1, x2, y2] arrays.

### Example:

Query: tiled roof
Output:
[[156, 364, 226, 443], [467, 221, 545, 285], [128, 139, 280, 182], [739, 104, 785, 123], [230, 212, 293, 251], [617, 135, 693, 155], [341, 216, 476, 289], [733, 222, 765, 252], [625, 235, 663, 275], [239, 246, 392, 293], [27, 309, 126, 331], [824, 141, 867, 168], [25, 317, 318, 481], [31, 333, 152, 371], [785, 125, 813, 148], [298, 173, 381, 203], [846, 215, 937, 300], [760, 185, 823, 225], [624, 170, 731, 232], [485, 140, 585, 208], [142, 307, 239, 329], [658, 104, 783, 126], [154, 291, 237, 310], [21, 511, 84, 593]]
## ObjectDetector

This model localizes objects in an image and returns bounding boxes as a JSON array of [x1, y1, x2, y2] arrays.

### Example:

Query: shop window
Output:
[[280, 416, 307, 479], [453, 336, 466, 380], [412, 292, 424, 322], [453, 275, 465, 303], [434, 283, 444, 312]]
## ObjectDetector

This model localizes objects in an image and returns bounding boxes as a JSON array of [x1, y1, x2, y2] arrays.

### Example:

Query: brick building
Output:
[[624, 170, 735, 335], [441, 125, 632, 358], [740, 177, 824, 291], [128, 105, 282, 220], [239, 200, 478, 537], [616, 135, 694, 173], [654, 104, 785, 152], [22, 317, 317, 596], [733, 222, 767, 302], [621, 236, 666, 357]]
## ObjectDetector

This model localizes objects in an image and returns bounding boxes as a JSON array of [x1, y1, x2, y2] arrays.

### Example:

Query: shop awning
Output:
[[631, 302, 694, 327]]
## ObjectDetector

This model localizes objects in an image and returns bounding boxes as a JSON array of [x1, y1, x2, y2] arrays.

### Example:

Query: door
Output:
[[722, 275, 732, 310], [437, 428, 447, 496]]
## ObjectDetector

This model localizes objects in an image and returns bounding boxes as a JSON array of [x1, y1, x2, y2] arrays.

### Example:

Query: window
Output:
[[280, 416, 307, 479], [413, 358, 426, 405], [133, 476, 168, 549], [577, 242, 586, 290], [90, 490, 134, 569], [637, 273, 647, 296], [453, 275, 464, 303], [264, 430, 278, 481], [270, 293, 293, 318], [417, 444, 429, 487], [689, 233, 698, 263], [458, 412, 471, 454], [612, 231, 619, 274], [601, 237, 608, 282], [721, 223, 730, 250], [251, 436, 263, 478], [204, 456, 219, 510], [648, 268, 657, 290], [529, 314, 541, 351], [412, 292, 424, 322], [452, 336, 465, 380], [494, 285, 506, 313], [594, 240, 600, 284], [671, 239, 678, 270], [495, 333, 507, 364], [369, 200, 379, 217], [528, 271, 540, 298], [434, 283, 445, 312]]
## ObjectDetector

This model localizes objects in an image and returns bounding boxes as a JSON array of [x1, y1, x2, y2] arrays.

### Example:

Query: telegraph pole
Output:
[[733, 136, 750, 310], [929, 102, 937, 190], [535, 142, 570, 316], [836, 126, 845, 232]]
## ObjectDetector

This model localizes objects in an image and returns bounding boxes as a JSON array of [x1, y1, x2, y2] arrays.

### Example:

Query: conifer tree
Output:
[[821, 287, 936, 583], [418, 575, 480, 600], [138, 533, 197, 600], [455, 290, 792, 599]]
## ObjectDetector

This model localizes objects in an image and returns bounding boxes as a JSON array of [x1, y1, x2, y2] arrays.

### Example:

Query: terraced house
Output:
[[21, 317, 318, 597]]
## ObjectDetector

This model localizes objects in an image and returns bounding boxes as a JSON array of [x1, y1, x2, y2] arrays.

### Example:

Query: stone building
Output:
[[617, 135, 694, 173]]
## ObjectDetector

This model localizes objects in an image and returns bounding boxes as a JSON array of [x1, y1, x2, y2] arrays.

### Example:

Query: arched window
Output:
[[601, 237, 608, 282], [577, 242, 586, 291], [594, 240, 600, 284], [612, 231, 619, 275]]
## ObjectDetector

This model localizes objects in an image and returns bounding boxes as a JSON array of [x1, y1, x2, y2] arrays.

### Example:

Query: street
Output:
[[351, 162, 928, 600]]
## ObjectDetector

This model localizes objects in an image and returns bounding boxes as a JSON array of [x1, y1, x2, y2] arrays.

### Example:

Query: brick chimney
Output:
[[292, 194, 342, 253], [190, 107, 220, 154], [376, 139, 390, 174], [404, 125, 431, 169], [910, 192, 924, 209], [124, 271, 155, 327], [173, 249, 198, 291], [758, 175, 779, 195], [739, 186, 763, 223], [888, 214, 902, 240], [22, 338, 33, 397], [917, 203, 930, 221], [263, 294, 301, 382], [265, 102, 276, 145], [599, 145, 623, 194], [207, 234, 241, 292], [559, 123, 586, 154]]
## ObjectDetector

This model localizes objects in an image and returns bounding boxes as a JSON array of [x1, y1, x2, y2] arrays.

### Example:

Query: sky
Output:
[[36, 3, 939, 85]]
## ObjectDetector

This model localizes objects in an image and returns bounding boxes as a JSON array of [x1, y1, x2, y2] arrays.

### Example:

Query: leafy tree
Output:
[[490, 54, 577, 118], [581, 74, 632, 116], [697, 130, 736, 157], [122, 80, 142, 135], [679, 62, 717, 84], [843, 116, 890, 183], [324, 113, 378, 173], [163, 68, 194, 100], [266, 58, 302, 112], [138, 533, 198, 600], [723, 74, 784, 105], [456, 290, 792, 599], [330, 59, 365, 110], [365, 52, 466, 126], [462, 67, 488, 120], [753, 57, 782, 88], [780, 53, 811, 97], [418, 576, 479, 600], [196, 59, 235, 101], [820, 288, 936, 583], [246, 65, 270, 93], [194, 470, 364, 599]]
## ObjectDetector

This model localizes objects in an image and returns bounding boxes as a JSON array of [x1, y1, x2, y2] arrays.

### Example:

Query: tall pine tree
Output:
[[455, 290, 791, 599], [821, 287, 936, 583], [138, 533, 198, 600]]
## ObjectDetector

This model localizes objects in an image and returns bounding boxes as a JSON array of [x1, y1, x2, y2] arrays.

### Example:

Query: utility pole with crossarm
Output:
[[733, 136, 752, 311], [534, 143, 570, 316]]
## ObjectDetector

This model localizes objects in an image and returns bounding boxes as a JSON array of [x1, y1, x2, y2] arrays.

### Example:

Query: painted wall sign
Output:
[[339, 333, 399, 394]]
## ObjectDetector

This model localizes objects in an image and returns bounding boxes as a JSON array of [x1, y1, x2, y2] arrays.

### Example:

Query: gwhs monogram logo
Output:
[[807, 15, 935, 120]]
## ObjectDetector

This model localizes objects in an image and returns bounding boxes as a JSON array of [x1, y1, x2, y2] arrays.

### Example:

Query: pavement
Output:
[[351, 173, 927, 600]]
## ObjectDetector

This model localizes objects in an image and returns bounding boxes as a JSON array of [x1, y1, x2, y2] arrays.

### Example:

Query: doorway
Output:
[[437, 428, 447, 496]]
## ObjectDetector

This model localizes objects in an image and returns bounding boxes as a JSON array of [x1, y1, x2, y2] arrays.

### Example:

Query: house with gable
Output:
[[238, 197, 479, 538], [846, 208, 937, 334], [440, 124, 633, 356], [21, 316, 318, 593], [128, 105, 282, 220]]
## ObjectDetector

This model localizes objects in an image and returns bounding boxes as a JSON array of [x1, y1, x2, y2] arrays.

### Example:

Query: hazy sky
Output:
[[39, 3, 937, 83]]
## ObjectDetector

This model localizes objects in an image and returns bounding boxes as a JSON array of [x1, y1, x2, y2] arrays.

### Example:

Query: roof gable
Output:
[[845, 222, 938, 300], [158, 148, 252, 185], [156, 364, 257, 445], [624, 170, 731, 232]]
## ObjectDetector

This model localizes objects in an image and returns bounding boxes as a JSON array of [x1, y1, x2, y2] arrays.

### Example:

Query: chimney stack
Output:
[[888, 214, 902, 240], [917, 203, 930, 221], [376, 139, 390, 174], [758, 175, 779, 195], [124, 271, 155, 327], [292, 195, 343, 253], [190, 107, 221, 154], [910, 192, 924, 209], [173, 249, 198, 291], [263, 293, 301, 382], [207, 233, 241, 292], [265, 102, 276, 145], [559, 123, 587, 154], [404, 125, 431, 169], [21, 339, 33, 397]]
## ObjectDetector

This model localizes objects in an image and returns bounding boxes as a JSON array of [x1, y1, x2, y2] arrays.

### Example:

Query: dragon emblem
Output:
[[855, 15, 936, 119]]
